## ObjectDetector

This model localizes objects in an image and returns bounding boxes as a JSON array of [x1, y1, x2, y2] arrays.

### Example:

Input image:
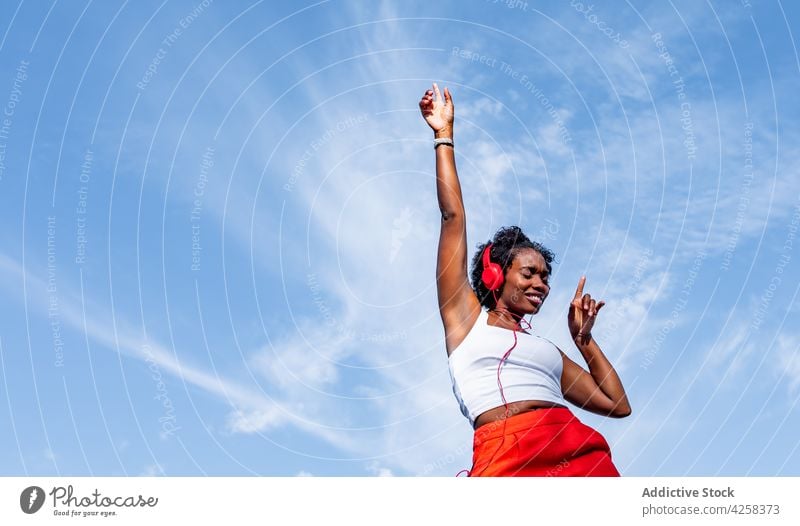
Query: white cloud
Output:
[[0, 252, 364, 454], [458, 96, 504, 120], [776, 335, 800, 394], [249, 328, 345, 391], [705, 319, 752, 376], [226, 408, 284, 434], [365, 461, 394, 477], [139, 463, 165, 476]]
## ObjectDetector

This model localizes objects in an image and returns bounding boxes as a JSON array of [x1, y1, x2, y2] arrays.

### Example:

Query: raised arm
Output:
[[419, 84, 480, 353], [561, 277, 631, 417]]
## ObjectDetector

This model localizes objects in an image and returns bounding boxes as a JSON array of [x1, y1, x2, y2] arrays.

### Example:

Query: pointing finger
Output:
[[433, 82, 442, 102], [574, 276, 586, 300]]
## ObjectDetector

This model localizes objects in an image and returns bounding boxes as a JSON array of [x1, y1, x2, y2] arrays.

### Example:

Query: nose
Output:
[[530, 276, 549, 294]]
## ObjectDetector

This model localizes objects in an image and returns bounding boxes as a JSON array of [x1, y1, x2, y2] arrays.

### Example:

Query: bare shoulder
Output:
[[442, 291, 482, 356]]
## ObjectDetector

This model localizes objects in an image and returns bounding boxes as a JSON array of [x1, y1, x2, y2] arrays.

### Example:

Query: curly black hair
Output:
[[470, 226, 556, 310]]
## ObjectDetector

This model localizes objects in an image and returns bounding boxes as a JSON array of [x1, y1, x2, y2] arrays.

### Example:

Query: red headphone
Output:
[[481, 243, 504, 291]]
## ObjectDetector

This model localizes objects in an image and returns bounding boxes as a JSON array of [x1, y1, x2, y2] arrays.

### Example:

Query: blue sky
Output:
[[0, 0, 798, 476]]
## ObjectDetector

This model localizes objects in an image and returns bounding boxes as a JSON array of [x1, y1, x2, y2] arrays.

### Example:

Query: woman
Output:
[[419, 83, 631, 477]]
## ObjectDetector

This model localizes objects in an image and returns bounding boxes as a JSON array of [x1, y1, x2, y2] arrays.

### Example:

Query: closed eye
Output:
[[521, 267, 548, 283]]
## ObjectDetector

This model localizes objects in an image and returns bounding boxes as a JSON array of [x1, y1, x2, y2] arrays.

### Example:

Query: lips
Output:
[[525, 294, 543, 305]]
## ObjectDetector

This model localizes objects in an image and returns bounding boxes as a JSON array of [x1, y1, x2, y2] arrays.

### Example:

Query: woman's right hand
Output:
[[419, 83, 454, 136]]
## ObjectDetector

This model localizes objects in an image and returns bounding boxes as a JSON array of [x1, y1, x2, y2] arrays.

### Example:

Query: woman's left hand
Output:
[[568, 276, 605, 344]]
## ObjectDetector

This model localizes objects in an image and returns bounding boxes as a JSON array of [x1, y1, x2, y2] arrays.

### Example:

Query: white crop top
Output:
[[448, 309, 565, 426]]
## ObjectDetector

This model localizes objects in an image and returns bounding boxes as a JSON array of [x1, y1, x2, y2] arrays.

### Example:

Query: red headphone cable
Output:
[[465, 298, 531, 477]]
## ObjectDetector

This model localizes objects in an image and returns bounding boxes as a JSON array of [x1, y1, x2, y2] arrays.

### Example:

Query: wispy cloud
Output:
[[0, 252, 364, 453], [776, 335, 800, 395]]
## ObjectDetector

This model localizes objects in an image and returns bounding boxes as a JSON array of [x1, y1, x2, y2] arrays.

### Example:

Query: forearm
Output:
[[434, 127, 464, 220], [574, 336, 631, 414]]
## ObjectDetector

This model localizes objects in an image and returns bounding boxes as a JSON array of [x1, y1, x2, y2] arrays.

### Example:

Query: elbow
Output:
[[610, 403, 632, 418], [440, 207, 463, 223]]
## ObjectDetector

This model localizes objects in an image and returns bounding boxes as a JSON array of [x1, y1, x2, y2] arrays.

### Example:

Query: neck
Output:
[[490, 306, 530, 331]]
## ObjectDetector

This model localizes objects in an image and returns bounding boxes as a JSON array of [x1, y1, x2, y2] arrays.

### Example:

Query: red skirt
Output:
[[469, 407, 620, 477]]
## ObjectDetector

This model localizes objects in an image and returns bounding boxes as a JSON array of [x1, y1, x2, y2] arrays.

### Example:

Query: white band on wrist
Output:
[[434, 137, 454, 149]]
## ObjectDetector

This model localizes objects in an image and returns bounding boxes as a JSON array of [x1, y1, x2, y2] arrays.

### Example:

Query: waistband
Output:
[[473, 407, 577, 447]]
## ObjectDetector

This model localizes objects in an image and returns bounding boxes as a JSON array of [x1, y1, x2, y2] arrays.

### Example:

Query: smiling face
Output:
[[498, 248, 551, 316]]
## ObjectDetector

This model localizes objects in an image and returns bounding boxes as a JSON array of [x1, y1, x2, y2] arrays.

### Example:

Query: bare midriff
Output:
[[473, 400, 567, 430]]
